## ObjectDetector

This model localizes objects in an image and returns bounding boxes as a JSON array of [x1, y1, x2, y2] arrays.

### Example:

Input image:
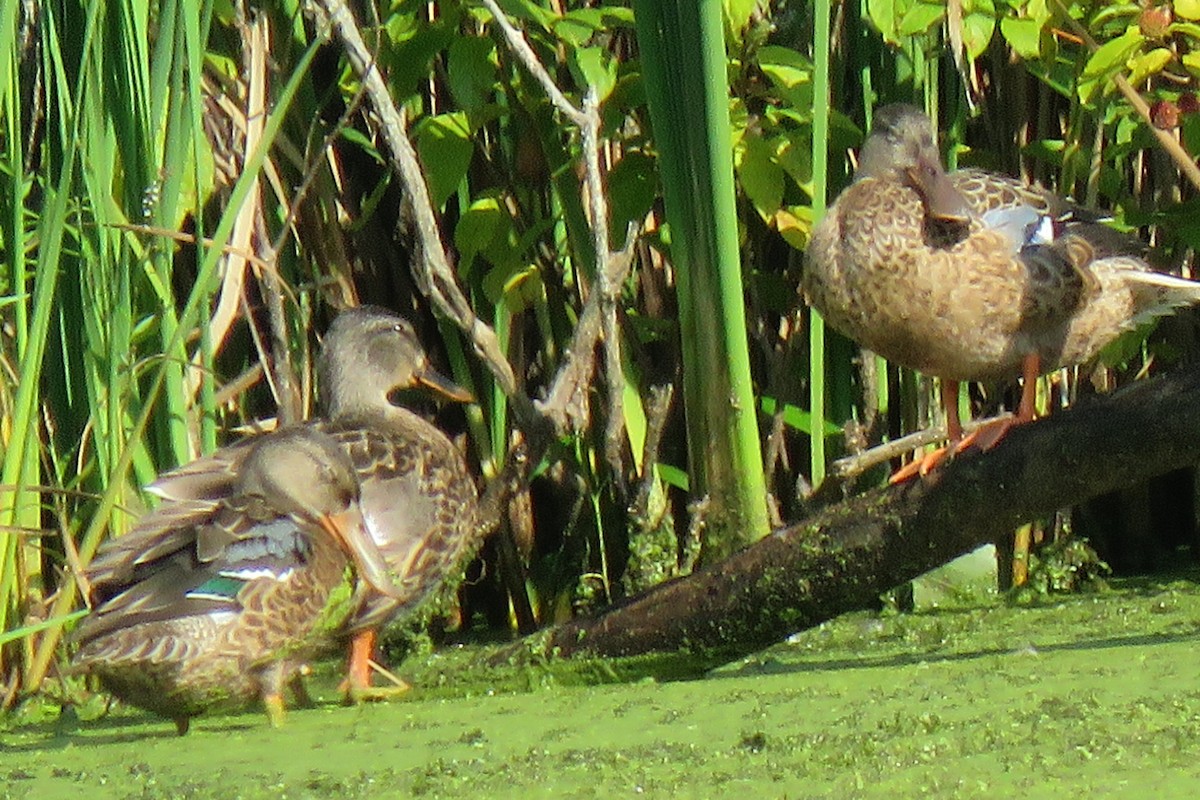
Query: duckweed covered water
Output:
[[5, 573, 1200, 798]]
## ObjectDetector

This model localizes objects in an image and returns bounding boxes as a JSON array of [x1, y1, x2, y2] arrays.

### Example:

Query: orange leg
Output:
[[891, 354, 1042, 484], [890, 380, 963, 484], [341, 628, 411, 703], [954, 353, 1041, 454], [345, 628, 377, 694]]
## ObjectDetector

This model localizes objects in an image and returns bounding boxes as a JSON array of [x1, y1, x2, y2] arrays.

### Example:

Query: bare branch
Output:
[[305, 0, 521, 405]]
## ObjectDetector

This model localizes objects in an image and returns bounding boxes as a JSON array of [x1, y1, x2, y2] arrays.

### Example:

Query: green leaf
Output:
[[1078, 27, 1145, 102], [760, 396, 844, 436], [961, 10, 996, 59], [1170, 21, 1200, 39], [568, 46, 617, 102], [1000, 16, 1045, 59], [447, 36, 497, 115], [1082, 27, 1145, 77], [774, 134, 813, 193], [382, 13, 457, 99], [723, 0, 757, 34], [756, 45, 813, 111], [554, 16, 597, 47], [554, 6, 634, 45], [736, 133, 784, 221], [654, 463, 690, 492], [1183, 49, 1200, 72], [898, 1, 947, 36], [453, 195, 503, 277], [1127, 47, 1174, 85], [1177, 0, 1200, 22], [415, 112, 474, 209], [865, 0, 902, 44], [607, 151, 659, 243], [774, 205, 814, 251], [491, 0, 555, 29]]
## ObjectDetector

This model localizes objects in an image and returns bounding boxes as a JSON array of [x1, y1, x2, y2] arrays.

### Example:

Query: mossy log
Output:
[[545, 365, 1200, 661]]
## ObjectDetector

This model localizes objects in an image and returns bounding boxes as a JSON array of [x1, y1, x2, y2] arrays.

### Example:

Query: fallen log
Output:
[[544, 365, 1200, 661]]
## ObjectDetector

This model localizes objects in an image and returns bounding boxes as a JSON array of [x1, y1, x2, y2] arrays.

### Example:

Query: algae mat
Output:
[[5, 576, 1200, 798]]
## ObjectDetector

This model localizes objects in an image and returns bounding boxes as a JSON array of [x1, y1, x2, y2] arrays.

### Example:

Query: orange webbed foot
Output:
[[954, 416, 1018, 455], [889, 446, 953, 484]]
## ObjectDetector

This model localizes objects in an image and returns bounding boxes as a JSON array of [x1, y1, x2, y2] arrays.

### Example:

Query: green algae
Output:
[[6, 573, 1200, 799]]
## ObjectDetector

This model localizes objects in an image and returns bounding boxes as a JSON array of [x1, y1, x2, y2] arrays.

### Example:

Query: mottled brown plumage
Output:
[[136, 307, 480, 698], [317, 307, 480, 698], [804, 104, 1200, 475], [71, 427, 389, 734]]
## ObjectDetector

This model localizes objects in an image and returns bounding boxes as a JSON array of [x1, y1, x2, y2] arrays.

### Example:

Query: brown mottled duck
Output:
[[71, 426, 397, 734], [803, 103, 1200, 480], [144, 306, 481, 701]]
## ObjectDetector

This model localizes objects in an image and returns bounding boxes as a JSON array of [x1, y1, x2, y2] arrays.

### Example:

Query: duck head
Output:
[[855, 103, 972, 223], [238, 426, 401, 599], [318, 306, 473, 419]]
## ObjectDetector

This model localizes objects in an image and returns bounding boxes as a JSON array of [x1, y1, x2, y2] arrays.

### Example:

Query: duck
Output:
[[70, 426, 398, 734], [803, 103, 1200, 480], [144, 306, 480, 700]]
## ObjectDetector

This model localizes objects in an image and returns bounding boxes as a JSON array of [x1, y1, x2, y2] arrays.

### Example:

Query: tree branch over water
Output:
[[542, 365, 1200, 661]]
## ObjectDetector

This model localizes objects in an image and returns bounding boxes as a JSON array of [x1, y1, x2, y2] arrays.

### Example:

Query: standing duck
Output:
[[71, 427, 397, 734], [145, 306, 480, 700], [803, 103, 1200, 479], [316, 306, 480, 700]]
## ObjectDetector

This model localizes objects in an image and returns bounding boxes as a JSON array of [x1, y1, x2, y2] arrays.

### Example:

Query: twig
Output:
[[1053, 2, 1200, 193], [479, 0, 588, 129], [479, 0, 640, 447], [825, 411, 1014, 482], [304, 0, 524, 412]]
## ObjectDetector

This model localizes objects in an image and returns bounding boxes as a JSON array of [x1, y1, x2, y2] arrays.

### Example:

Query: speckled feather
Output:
[[803, 104, 1200, 384], [99, 308, 481, 651], [71, 428, 366, 730]]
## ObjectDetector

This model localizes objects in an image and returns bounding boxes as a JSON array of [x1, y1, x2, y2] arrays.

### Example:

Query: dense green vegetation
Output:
[[2, 0, 1199, 716]]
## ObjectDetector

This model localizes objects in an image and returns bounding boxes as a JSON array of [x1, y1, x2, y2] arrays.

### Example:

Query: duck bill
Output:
[[320, 508, 403, 599], [418, 368, 474, 404], [907, 155, 971, 222]]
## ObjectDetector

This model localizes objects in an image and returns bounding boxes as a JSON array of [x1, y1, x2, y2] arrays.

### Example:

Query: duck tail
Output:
[[1120, 268, 1200, 329]]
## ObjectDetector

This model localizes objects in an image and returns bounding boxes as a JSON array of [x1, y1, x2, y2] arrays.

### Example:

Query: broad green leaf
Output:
[[1078, 27, 1145, 102], [756, 45, 814, 111], [1082, 27, 1145, 77], [447, 36, 497, 115], [453, 195, 503, 277], [1000, 16, 1045, 59], [414, 112, 474, 209], [774, 135, 813, 191], [554, 6, 634, 45], [554, 16, 598, 46], [491, 0, 555, 29], [1170, 21, 1200, 39], [962, 10, 997, 59], [1127, 47, 1174, 85], [568, 46, 617, 103], [866, 0, 902, 43], [774, 206, 812, 250], [382, 16, 456, 99], [654, 463, 690, 492], [736, 134, 784, 221], [724, 0, 757, 34], [1177, 0, 1200, 22], [1183, 50, 1200, 72], [607, 151, 659, 244], [899, 1, 946, 36]]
